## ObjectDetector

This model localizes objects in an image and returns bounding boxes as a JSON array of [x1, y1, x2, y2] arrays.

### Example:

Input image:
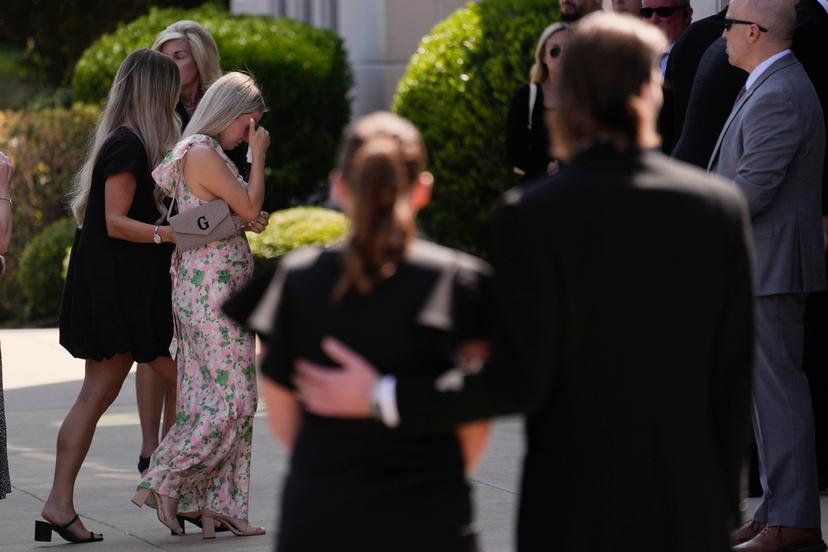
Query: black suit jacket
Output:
[[793, 0, 828, 213], [671, 38, 747, 168], [396, 145, 755, 552], [505, 84, 553, 180], [667, 7, 730, 149]]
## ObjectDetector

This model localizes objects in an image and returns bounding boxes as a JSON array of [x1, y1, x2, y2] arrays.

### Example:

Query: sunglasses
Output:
[[548, 45, 563, 58], [723, 18, 769, 32], [639, 5, 687, 18]]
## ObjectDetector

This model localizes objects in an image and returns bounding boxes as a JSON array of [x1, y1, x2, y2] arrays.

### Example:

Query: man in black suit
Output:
[[670, 35, 746, 167], [667, 6, 731, 150], [294, 12, 755, 552], [794, 0, 828, 493], [639, 0, 692, 152]]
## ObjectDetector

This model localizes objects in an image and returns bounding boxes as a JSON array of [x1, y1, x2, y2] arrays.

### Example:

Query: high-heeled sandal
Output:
[[201, 511, 265, 539], [34, 514, 104, 543], [132, 488, 184, 536], [176, 513, 230, 535]]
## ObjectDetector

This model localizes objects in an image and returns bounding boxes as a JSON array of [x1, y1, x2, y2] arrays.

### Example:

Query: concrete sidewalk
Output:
[[0, 329, 521, 551], [3, 329, 828, 551]]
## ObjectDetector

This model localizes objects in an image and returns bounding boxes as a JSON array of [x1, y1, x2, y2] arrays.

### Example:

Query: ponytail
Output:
[[332, 112, 426, 302]]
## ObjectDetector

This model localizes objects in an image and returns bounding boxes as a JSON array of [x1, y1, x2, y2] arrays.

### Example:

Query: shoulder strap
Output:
[[528, 84, 537, 131]]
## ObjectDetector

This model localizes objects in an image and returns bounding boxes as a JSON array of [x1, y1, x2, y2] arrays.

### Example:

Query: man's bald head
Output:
[[742, 0, 795, 44]]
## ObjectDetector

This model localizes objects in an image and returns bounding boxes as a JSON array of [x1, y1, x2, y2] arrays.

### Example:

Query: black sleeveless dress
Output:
[[59, 127, 174, 362]]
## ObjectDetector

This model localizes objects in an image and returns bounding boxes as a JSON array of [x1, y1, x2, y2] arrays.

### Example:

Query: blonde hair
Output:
[[70, 49, 181, 224], [332, 112, 426, 302], [183, 72, 266, 138], [529, 23, 570, 84], [152, 19, 222, 92]]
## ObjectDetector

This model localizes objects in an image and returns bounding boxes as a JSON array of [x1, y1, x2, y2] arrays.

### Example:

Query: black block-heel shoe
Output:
[[34, 514, 103, 543], [137, 455, 151, 474]]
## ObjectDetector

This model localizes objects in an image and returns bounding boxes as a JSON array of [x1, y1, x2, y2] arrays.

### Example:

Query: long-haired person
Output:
[[134, 72, 269, 538], [224, 111, 492, 551], [133, 18, 225, 478], [37, 48, 180, 544], [152, 19, 221, 127], [505, 22, 572, 180]]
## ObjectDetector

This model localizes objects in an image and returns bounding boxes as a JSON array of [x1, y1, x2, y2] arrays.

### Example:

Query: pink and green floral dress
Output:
[[138, 134, 257, 519]]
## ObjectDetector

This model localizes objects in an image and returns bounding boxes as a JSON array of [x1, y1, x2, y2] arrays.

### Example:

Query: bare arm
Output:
[[104, 172, 174, 243], [261, 377, 302, 454], [0, 152, 13, 254], [455, 339, 492, 474], [183, 120, 270, 222]]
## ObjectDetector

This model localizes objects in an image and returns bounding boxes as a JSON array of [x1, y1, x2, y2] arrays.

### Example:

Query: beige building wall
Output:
[[231, 0, 467, 116]]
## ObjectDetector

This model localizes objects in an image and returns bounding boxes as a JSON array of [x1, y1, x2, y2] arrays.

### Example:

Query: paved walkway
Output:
[[3, 329, 828, 551], [0, 329, 521, 551]]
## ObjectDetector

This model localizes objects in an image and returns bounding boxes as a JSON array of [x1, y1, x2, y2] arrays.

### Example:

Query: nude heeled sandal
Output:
[[201, 511, 266, 538], [132, 488, 184, 536]]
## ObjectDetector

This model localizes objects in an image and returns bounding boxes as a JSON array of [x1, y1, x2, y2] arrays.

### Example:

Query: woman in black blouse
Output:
[[225, 112, 492, 552], [36, 49, 180, 544], [505, 22, 572, 180]]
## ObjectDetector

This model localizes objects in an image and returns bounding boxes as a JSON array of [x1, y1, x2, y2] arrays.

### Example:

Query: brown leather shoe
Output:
[[732, 526, 827, 551], [732, 520, 766, 545]]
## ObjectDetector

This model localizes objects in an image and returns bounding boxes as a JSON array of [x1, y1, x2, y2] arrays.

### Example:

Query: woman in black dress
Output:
[[132, 19, 223, 476], [225, 112, 492, 552], [505, 22, 572, 180], [35, 49, 181, 544]]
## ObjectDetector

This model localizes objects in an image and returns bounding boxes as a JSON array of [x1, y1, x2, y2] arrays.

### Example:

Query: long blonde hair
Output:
[[529, 23, 569, 84], [183, 72, 266, 139], [152, 20, 222, 92], [70, 49, 181, 224]]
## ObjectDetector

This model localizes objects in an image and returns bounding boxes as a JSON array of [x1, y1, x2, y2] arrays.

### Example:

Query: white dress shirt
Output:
[[745, 49, 792, 91]]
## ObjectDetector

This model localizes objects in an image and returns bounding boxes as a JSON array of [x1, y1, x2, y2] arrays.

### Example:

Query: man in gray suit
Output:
[[710, 0, 827, 550]]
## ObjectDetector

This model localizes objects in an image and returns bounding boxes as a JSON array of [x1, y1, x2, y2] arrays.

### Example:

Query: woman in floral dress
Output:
[[134, 72, 269, 538]]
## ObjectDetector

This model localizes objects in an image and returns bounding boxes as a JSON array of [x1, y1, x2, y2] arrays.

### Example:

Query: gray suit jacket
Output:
[[709, 52, 826, 296]]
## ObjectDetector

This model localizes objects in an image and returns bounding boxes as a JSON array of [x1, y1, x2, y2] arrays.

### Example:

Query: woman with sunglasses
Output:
[[506, 22, 572, 180]]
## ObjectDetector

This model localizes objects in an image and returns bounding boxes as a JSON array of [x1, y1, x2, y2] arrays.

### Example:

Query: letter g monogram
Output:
[[197, 216, 210, 231]]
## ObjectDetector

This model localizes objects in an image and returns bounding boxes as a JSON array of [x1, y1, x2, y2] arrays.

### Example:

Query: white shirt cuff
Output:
[[373, 375, 400, 428]]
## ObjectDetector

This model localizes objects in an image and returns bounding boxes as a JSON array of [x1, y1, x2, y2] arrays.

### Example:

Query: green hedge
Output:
[[0, 105, 99, 323], [18, 218, 77, 321], [247, 207, 348, 265], [72, 4, 353, 212], [0, 0, 220, 87], [394, 0, 559, 253]]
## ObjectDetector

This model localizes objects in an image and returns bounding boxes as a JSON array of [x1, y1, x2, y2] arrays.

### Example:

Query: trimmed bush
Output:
[[18, 218, 77, 321], [394, 0, 559, 253], [72, 4, 353, 212], [247, 206, 348, 263], [0, 105, 99, 323], [0, 0, 221, 87]]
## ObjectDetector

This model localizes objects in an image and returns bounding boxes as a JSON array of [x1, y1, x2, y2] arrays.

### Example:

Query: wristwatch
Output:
[[152, 225, 162, 244]]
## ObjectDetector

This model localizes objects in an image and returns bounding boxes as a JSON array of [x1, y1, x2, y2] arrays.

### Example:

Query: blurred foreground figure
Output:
[[295, 12, 755, 552]]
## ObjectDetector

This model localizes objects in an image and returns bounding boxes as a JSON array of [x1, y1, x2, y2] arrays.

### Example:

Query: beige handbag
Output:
[[163, 179, 238, 251]]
